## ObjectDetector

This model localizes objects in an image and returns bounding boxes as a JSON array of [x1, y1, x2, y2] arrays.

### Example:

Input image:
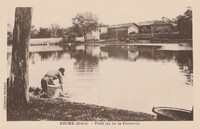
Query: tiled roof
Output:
[[137, 20, 170, 26], [108, 23, 138, 29], [99, 24, 109, 27], [98, 23, 109, 27]]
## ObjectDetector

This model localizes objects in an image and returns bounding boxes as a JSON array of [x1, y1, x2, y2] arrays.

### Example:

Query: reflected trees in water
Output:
[[70, 50, 99, 72], [37, 51, 67, 61], [8, 45, 193, 86], [176, 51, 193, 85]]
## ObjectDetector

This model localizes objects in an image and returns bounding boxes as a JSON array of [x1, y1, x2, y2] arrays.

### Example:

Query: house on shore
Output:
[[107, 23, 139, 40], [86, 25, 108, 40], [127, 20, 172, 40], [75, 21, 172, 42], [137, 20, 171, 34]]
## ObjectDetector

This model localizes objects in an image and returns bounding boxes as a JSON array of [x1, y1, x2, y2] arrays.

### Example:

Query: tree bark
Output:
[[83, 30, 87, 42], [8, 7, 32, 108]]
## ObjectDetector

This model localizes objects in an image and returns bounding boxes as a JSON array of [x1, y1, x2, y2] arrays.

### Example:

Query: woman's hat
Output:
[[59, 68, 65, 76]]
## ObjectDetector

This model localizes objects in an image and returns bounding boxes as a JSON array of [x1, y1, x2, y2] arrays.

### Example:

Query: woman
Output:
[[41, 68, 65, 95]]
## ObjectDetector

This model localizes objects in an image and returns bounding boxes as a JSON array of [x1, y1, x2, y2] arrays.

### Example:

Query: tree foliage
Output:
[[161, 7, 192, 38], [177, 8, 192, 38], [30, 25, 39, 38], [37, 27, 52, 38], [161, 17, 178, 32], [51, 24, 60, 38], [72, 12, 99, 41], [30, 24, 63, 38], [7, 23, 13, 40]]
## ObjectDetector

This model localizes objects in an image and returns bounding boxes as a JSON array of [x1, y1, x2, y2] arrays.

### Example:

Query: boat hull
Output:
[[152, 107, 193, 121]]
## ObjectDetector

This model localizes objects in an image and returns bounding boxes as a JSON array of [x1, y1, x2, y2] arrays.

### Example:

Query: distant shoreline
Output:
[[7, 37, 192, 46], [7, 41, 192, 54]]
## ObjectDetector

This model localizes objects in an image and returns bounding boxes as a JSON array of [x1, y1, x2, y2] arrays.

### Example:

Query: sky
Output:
[[7, 0, 192, 29]]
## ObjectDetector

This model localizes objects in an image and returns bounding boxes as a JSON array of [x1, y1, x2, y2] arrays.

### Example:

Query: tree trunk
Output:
[[83, 34, 86, 42], [83, 30, 87, 42], [8, 7, 32, 108]]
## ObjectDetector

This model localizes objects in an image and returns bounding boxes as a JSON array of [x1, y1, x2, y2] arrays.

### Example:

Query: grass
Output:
[[7, 97, 156, 121]]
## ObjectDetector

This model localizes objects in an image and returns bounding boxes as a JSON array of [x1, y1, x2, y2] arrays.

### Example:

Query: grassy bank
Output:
[[7, 97, 156, 121]]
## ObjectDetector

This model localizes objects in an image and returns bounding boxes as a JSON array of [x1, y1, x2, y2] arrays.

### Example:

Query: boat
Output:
[[152, 107, 193, 121]]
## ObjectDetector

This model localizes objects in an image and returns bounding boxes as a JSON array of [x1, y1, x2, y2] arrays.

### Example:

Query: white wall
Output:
[[30, 38, 63, 45], [100, 26, 108, 34], [86, 30, 100, 40], [75, 37, 85, 42], [86, 26, 108, 40], [128, 25, 139, 34]]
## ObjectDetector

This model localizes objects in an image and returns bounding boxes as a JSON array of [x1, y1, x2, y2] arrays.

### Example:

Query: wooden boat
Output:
[[152, 107, 193, 121]]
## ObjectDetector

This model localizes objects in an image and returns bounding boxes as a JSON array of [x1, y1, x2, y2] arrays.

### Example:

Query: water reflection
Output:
[[38, 51, 67, 61], [7, 44, 193, 113], [7, 45, 193, 86], [176, 51, 193, 85], [104, 46, 129, 60], [7, 45, 193, 84], [70, 49, 99, 72]]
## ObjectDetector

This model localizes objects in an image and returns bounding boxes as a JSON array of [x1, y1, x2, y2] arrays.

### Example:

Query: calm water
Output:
[[7, 44, 193, 114]]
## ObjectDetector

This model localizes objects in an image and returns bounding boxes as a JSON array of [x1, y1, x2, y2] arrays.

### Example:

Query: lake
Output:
[[7, 44, 193, 114]]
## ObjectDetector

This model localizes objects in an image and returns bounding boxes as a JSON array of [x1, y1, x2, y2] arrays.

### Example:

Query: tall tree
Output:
[[72, 12, 98, 41], [7, 23, 13, 44], [177, 8, 192, 38], [38, 27, 52, 38], [51, 23, 60, 38], [161, 17, 172, 24], [30, 25, 39, 38], [7, 23, 13, 40], [161, 17, 178, 32], [8, 7, 32, 108]]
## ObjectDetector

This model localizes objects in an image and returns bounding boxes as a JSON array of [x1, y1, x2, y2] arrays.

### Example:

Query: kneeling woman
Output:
[[41, 68, 65, 97]]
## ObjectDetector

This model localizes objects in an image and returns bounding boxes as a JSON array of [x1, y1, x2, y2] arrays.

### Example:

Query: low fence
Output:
[[30, 38, 63, 45], [100, 32, 190, 41], [8, 38, 63, 45], [128, 32, 191, 40], [128, 33, 152, 40]]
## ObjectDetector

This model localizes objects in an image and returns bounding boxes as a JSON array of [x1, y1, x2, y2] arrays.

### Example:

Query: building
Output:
[[86, 25, 108, 40], [75, 37, 85, 42], [137, 20, 171, 34], [99, 25, 108, 34], [86, 30, 100, 40], [107, 23, 139, 40]]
